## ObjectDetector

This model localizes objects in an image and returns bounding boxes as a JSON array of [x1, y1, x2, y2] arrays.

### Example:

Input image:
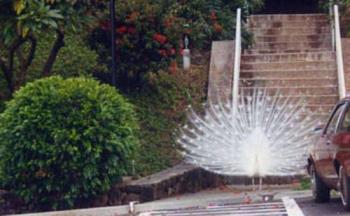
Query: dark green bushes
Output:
[[0, 76, 138, 210]]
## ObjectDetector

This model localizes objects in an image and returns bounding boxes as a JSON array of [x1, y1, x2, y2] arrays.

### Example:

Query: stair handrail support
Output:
[[232, 8, 242, 108], [329, 1, 335, 51], [333, 4, 346, 99]]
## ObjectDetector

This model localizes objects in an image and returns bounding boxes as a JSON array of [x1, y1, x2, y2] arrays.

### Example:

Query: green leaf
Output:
[[47, 9, 64, 19]]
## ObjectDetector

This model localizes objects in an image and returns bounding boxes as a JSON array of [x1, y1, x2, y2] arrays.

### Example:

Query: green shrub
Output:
[[0, 76, 138, 210], [129, 67, 207, 175]]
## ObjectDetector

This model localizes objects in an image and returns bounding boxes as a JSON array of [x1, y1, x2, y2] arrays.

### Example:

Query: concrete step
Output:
[[253, 34, 331, 43], [300, 112, 331, 123], [240, 69, 337, 79], [241, 52, 335, 63], [240, 77, 337, 87], [239, 93, 338, 105], [239, 86, 338, 95], [302, 104, 334, 112], [250, 27, 330, 36], [249, 14, 328, 22], [248, 20, 329, 29], [251, 41, 331, 51], [251, 102, 334, 113], [245, 48, 331, 54], [300, 110, 331, 122], [281, 95, 338, 105], [241, 61, 336, 70]]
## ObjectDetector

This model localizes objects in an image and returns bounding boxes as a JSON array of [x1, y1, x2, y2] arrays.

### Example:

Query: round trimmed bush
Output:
[[0, 76, 138, 210]]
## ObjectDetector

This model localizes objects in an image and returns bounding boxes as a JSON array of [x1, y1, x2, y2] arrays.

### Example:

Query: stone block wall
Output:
[[341, 7, 350, 38], [207, 41, 235, 104], [342, 38, 350, 92]]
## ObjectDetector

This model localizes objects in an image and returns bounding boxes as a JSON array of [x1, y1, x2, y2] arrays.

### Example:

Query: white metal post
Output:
[[329, 2, 335, 51], [232, 8, 242, 107], [334, 5, 346, 98]]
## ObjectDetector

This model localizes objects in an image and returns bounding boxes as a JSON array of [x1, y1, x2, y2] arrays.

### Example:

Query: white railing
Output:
[[232, 8, 242, 107], [329, 4, 335, 51], [333, 4, 346, 99]]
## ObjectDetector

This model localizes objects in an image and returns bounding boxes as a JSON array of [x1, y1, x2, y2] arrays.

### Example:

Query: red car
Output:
[[308, 97, 350, 210]]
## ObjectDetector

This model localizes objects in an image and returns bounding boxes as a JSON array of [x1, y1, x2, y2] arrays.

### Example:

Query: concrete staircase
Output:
[[240, 14, 338, 121]]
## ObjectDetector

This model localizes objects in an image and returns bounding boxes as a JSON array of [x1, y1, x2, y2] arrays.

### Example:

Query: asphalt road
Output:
[[297, 197, 350, 216]]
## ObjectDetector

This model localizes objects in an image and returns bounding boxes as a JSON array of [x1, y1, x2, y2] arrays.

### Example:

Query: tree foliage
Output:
[[0, 0, 105, 96]]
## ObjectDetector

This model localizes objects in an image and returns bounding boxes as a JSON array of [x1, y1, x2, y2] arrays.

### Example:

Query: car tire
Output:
[[339, 166, 350, 211], [311, 164, 330, 203]]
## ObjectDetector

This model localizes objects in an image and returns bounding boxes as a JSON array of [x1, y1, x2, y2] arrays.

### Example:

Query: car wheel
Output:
[[311, 164, 330, 203], [339, 166, 350, 211]]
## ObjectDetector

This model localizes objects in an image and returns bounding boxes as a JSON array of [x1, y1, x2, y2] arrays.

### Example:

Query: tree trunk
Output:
[[16, 35, 37, 88], [0, 58, 14, 94], [41, 30, 65, 77], [0, 37, 25, 94]]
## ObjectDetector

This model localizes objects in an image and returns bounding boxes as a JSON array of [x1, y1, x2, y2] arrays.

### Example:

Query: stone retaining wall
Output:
[[104, 163, 303, 206]]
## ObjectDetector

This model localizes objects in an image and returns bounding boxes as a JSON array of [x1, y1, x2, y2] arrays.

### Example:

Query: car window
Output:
[[326, 103, 345, 134], [339, 104, 350, 132]]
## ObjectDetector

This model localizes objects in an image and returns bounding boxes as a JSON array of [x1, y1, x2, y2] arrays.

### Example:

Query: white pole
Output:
[[183, 49, 191, 71], [232, 8, 242, 107], [183, 35, 191, 71], [329, 2, 335, 51], [334, 5, 346, 98]]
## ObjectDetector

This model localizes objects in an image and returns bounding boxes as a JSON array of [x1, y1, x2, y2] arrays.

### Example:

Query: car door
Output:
[[315, 102, 345, 181], [330, 102, 350, 175]]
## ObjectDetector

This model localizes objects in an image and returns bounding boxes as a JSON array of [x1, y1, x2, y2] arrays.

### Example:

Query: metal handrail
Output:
[[333, 5, 346, 98], [329, 2, 335, 51], [232, 8, 242, 107]]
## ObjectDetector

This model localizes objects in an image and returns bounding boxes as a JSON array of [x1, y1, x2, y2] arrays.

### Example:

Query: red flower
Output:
[[117, 26, 128, 34], [127, 11, 140, 22], [213, 22, 223, 32], [153, 33, 167, 44], [163, 16, 175, 28], [210, 11, 217, 20], [168, 48, 176, 56], [179, 49, 185, 56], [100, 21, 111, 31], [159, 49, 168, 57], [184, 29, 192, 34], [164, 19, 171, 28], [169, 61, 177, 74], [127, 27, 136, 34]]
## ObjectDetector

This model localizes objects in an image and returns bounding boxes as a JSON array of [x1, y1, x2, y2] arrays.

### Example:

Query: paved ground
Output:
[[142, 186, 350, 216], [17, 185, 350, 216], [297, 196, 350, 216], [145, 185, 309, 206]]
